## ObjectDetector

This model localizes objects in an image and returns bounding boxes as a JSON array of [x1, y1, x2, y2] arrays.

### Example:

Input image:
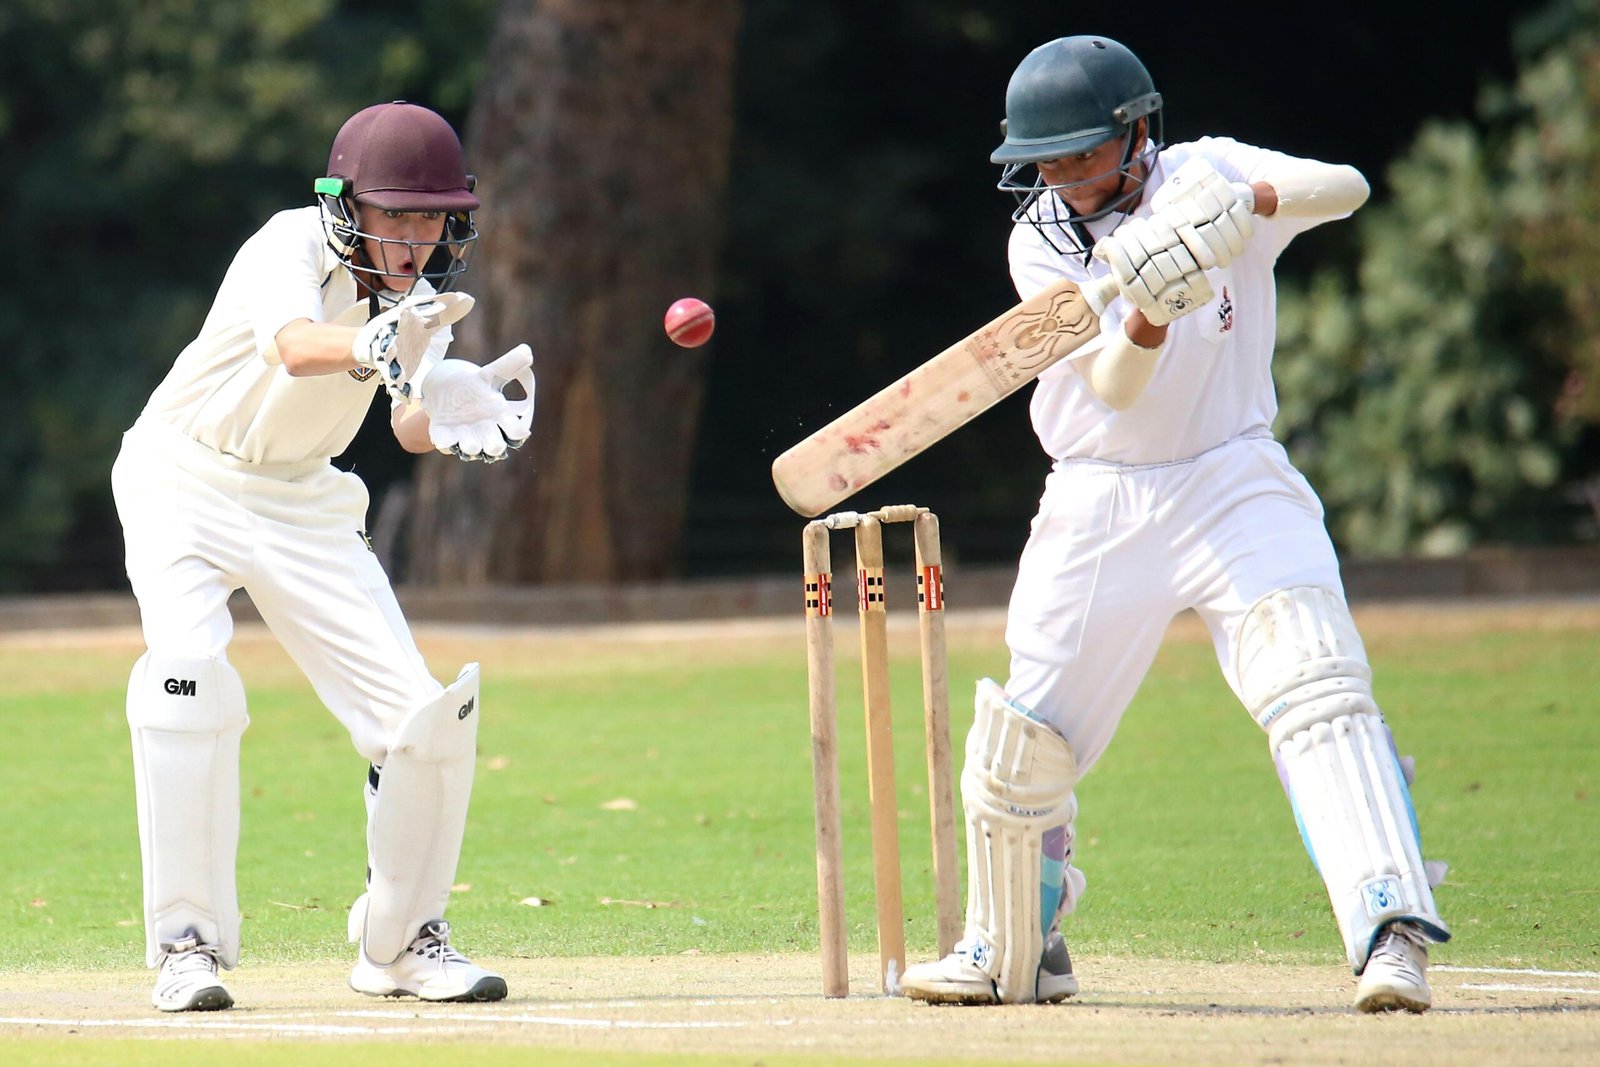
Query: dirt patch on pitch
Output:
[[1, 954, 1596, 1065]]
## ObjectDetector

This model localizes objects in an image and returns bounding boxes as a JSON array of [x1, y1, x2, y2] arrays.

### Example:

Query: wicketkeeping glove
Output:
[[1149, 157, 1256, 269], [1092, 215, 1215, 327], [420, 344, 535, 463], [352, 291, 476, 400]]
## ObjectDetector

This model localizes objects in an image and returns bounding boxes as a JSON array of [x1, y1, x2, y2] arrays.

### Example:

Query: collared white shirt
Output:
[[138, 206, 449, 465]]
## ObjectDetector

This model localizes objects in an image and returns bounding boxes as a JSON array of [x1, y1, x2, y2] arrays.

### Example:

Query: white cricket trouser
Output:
[[1006, 433, 1346, 772], [112, 420, 441, 762]]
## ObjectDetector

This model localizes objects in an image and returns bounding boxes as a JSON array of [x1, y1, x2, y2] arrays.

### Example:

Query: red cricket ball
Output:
[[664, 297, 715, 348]]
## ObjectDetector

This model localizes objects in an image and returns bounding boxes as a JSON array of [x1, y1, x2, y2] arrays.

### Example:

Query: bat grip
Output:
[[1081, 274, 1120, 316]]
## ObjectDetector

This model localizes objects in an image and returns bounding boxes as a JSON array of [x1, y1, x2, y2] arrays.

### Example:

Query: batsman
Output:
[[898, 36, 1450, 1012], [111, 102, 533, 1011]]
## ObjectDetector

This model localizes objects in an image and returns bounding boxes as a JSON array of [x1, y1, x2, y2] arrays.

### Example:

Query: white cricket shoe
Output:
[[902, 931, 1078, 1005], [1354, 921, 1432, 1014], [151, 931, 233, 1012], [350, 920, 508, 1002], [901, 943, 999, 1005]]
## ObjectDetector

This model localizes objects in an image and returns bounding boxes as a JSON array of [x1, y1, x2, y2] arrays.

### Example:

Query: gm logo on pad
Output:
[[164, 678, 197, 696], [458, 696, 476, 721]]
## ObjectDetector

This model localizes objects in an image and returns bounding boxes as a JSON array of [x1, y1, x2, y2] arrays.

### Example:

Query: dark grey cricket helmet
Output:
[[994, 36, 1164, 254]]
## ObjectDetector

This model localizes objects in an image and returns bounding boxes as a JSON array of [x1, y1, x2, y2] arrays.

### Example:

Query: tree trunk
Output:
[[405, 0, 742, 585]]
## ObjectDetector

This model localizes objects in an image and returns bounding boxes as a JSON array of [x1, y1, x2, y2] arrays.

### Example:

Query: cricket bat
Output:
[[771, 274, 1120, 517]]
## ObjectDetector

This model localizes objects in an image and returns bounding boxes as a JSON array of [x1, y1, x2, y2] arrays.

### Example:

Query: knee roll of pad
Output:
[[959, 679, 1078, 1003], [126, 653, 249, 968], [1236, 585, 1378, 748]]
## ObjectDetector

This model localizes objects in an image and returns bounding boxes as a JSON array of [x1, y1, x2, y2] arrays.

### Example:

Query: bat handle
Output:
[[1081, 274, 1120, 316]]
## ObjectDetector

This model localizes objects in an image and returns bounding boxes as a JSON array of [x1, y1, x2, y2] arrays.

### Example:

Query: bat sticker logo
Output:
[[971, 287, 1096, 391], [1008, 289, 1096, 362]]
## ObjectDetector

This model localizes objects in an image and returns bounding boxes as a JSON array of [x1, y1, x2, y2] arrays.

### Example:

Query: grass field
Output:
[[2, 599, 1597, 1063]]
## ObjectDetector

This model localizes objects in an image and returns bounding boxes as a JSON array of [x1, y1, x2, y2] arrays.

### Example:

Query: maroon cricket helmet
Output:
[[327, 102, 479, 212]]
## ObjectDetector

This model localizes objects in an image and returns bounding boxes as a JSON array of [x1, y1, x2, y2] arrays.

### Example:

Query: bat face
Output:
[[773, 275, 1116, 517]]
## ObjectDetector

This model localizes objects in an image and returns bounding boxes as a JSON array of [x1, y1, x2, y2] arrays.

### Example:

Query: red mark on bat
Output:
[[844, 434, 880, 454], [843, 421, 892, 454], [957, 391, 971, 403], [899, 381, 913, 397], [829, 474, 848, 491]]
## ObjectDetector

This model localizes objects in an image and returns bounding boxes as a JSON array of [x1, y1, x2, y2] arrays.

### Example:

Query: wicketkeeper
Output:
[[112, 102, 533, 1011], [899, 36, 1450, 1013]]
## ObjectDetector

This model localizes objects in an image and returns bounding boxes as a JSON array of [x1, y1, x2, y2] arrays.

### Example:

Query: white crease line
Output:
[[1462, 983, 1600, 996], [1435, 966, 1600, 979], [0, 1017, 444, 1036], [329, 1009, 783, 1030], [311, 998, 780, 1017], [0, 1012, 781, 1035]]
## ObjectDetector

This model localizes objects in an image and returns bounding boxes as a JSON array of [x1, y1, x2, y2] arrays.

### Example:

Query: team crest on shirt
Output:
[[349, 366, 378, 382], [1217, 287, 1234, 333]]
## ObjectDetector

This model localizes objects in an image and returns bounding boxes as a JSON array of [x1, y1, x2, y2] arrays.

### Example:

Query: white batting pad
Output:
[[1237, 587, 1449, 971], [1276, 712, 1450, 970], [355, 663, 481, 966], [126, 653, 249, 968], [958, 679, 1078, 1003]]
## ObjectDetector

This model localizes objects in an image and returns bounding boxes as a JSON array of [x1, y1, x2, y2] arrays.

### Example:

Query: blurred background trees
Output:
[[1275, 0, 1600, 554], [1, 0, 1593, 592], [404, 0, 742, 585]]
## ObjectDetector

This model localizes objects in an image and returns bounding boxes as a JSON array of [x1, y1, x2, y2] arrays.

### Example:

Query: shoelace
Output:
[[156, 940, 223, 992], [1371, 928, 1426, 979], [167, 950, 221, 976], [411, 922, 471, 965]]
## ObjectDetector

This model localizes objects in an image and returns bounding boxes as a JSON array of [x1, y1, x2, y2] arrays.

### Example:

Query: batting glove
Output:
[[1150, 157, 1256, 269], [1093, 216, 1215, 327]]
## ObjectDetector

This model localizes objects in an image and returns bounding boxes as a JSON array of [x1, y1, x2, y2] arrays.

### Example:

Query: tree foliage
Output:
[[0, 0, 1578, 592], [1274, 0, 1598, 556]]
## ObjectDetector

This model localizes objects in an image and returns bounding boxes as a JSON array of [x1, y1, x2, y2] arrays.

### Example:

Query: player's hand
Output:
[[352, 291, 475, 400], [420, 344, 535, 462], [1150, 157, 1255, 269], [1093, 216, 1215, 327]]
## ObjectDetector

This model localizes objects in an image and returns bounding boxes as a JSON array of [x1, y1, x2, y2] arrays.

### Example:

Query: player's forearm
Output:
[[271, 319, 363, 377], [391, 403, 435, 453]]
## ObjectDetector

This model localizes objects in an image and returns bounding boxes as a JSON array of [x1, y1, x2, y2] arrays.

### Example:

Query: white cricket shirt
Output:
[[1008, 137, 1349, 465], [137, 206, 448, 466]]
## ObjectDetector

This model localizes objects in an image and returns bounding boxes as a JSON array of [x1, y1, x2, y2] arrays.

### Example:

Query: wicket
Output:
[[802, 504, 961, 997]]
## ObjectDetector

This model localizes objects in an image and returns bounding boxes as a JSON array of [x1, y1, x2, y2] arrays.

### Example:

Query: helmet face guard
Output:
[[991, 37, 1164, 259], [316, 177, 479, 298], [997, 113, 1163, 258]]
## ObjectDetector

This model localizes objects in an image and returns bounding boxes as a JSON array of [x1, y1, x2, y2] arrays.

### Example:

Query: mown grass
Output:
[[3, 605, 1596, 976]]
